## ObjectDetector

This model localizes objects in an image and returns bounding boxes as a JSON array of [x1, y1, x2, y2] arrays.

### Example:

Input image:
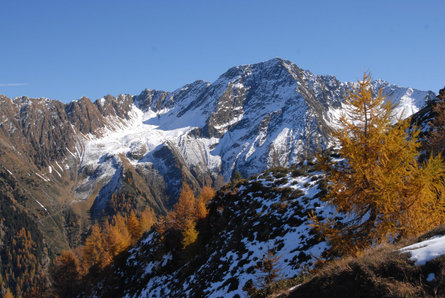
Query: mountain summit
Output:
[[0, 58, 435, 260], [75, 58, 434, 213]]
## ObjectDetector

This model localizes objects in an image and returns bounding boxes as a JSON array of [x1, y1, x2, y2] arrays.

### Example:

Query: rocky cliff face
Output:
[[74, 58, 434, 217], [0, 58, 435, 257]]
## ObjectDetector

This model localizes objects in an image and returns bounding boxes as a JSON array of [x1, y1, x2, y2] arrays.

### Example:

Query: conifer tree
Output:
[[127, 211, 143, 242], [195, 186, 215, 219], [199, 186, 216, 204], [51, 250, 81, 297], [104, 222, 129, 257], [166, 183, 197, 231], [233, 170, 242, 181], [181, 219, 199, 248], [4, 288, 14, 298], [257, 248, 281, 288], [312, 73, 445, 256], [139, 207, 156, 232], [113, 213, 132, 243], [82, 224, 111, 269], [158, 183, 216, 251], [195, 196, 208, 220]]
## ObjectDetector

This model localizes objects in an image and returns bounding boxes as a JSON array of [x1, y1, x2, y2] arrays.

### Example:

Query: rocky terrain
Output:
[[83, 164, 333, 297], [0, 58, 437, 294], [86, 161, 445, 297]]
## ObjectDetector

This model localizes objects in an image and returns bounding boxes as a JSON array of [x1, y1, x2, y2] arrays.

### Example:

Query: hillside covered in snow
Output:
[[85, 164, 335, 297], [84, 162, 445, 298]]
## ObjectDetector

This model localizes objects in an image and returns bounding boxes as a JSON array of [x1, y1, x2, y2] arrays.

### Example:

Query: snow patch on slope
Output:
[[400, 235, 445, 265]]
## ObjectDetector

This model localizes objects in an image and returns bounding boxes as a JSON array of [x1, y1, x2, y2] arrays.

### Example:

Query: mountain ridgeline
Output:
[[0, 58, 437, 295]]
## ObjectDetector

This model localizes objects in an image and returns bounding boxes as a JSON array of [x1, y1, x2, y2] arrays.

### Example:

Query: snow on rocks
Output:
[[35, 172, 50, 182], [93, 165, 342, 297], [75, 58, 433, 205]]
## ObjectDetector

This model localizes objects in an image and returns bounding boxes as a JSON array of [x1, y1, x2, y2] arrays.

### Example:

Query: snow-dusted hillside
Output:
[[74, 58, 435, 216], [89, 163, 445, 297], [89, 164, 340, 297]]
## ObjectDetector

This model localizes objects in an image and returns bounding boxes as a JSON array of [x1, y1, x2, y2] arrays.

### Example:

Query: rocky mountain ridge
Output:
[[0, 58, 435, 255], [76, 59, 434, 218]]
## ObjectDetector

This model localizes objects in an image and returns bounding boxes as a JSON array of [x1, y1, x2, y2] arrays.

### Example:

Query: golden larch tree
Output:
[[51, 250, 81, 296], [139, 207, 156, 232], [195, 186, 215, 219], [166, 183, 197, 231], [82, 224, 111, 269], [127, 211, 143, 242], [313, 73, 445, 256], [3, 288, 14, 298], [160, 183, 215, 248], [181, 219, 199, 248], [104, 221, 130, 257]]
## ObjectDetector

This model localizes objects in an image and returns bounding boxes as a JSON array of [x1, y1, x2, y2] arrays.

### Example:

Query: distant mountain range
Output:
[[0, 58, 436, 261]]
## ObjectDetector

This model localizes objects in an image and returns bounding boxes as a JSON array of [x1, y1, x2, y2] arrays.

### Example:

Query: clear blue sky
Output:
[[1, 0, 444, 103]]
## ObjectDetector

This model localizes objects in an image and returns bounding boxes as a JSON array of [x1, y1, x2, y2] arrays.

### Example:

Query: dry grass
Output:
[[285, 227, 445, 298]]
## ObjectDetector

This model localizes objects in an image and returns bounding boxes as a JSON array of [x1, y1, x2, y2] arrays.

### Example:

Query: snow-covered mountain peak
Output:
[[2, 58, 432, 218], [70, 59, 435, 218], [0, 59, 438, 281]]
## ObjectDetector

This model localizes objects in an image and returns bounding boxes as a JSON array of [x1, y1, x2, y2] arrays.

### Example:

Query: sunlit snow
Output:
[[400, 235, 445, 265]]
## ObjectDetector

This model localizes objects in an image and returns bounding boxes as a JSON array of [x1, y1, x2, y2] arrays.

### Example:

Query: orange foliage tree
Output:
[[161, 183, 215, 248], [52, 206, 156, 293], [3, 288, 14, 298], [82, 208, 155, 270], [127, 211, 143, 241], [166, 183, 197, 231], [196, 186, 215, 219], [312, 74, 445, 256], [139, 207, 156, 232], [181, 219, 199, 248], [82, 224, 110, 270], [51, 250, 82, 296]]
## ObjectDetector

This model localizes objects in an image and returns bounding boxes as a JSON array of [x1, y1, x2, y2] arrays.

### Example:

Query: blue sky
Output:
[[1, 0, 444, 103]]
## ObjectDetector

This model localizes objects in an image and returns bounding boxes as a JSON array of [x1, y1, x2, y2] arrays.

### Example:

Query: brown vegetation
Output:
[[159, 183, 215, 249], [51, 207, 156, 296], [288, 228, 445, 298], [257, 249, 282, 288]]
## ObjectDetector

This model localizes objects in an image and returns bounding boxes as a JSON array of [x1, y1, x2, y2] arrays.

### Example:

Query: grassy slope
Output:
[[286, 226, 445, 298]]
